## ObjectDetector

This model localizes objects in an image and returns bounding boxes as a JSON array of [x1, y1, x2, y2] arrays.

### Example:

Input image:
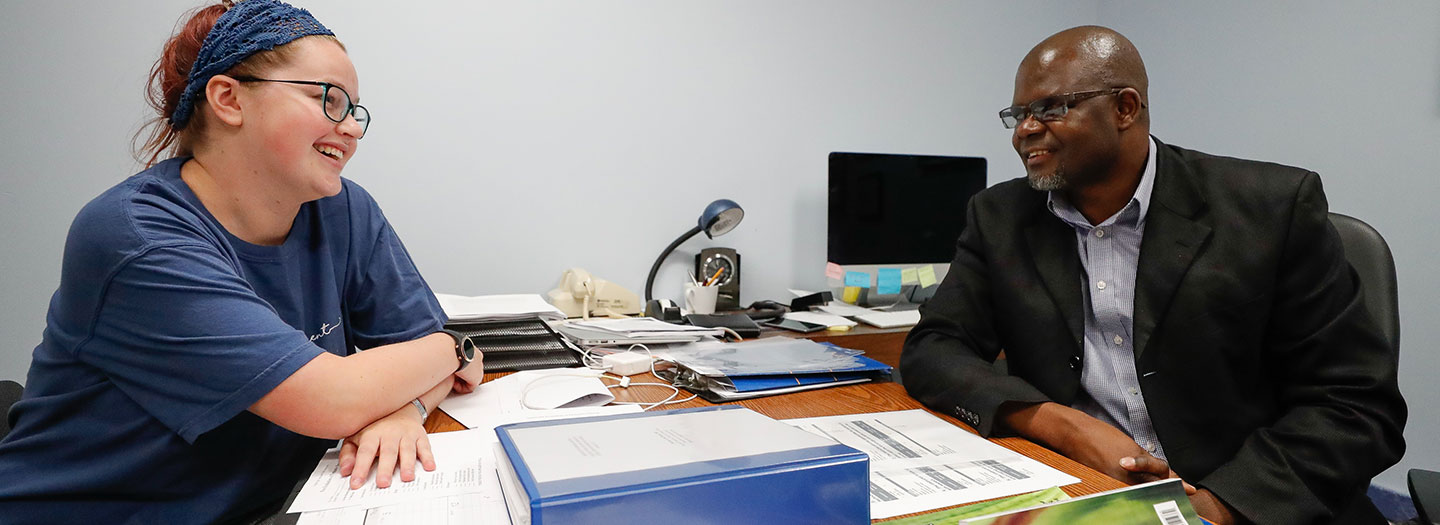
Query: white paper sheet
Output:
[[815, 302, 877, 317], [296, 486, 509, 525], [785, 310, 859, 327], [784, 409, 1080, 519], [434, 293, 565, 322], [289, 428, 497, 514], [437, 368, 640, 429]]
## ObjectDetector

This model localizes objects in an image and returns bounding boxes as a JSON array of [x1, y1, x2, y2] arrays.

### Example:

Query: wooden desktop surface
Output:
[[426, 366, 1124, 522]]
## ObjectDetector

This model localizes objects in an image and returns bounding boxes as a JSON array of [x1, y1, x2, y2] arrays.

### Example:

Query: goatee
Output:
[[1028, 167, 1067, 191]]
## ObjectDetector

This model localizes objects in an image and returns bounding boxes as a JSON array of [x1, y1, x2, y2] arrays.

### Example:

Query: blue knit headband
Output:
[[170, 0, 334, 129]]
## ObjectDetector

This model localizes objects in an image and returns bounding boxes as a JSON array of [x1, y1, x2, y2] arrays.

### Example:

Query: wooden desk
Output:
[[425, 373, 1123, 522]]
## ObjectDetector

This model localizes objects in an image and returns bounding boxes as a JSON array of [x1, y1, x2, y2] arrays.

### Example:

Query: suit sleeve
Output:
[[1198, 173, 1407, 524], [901, 198, 1052, 435]]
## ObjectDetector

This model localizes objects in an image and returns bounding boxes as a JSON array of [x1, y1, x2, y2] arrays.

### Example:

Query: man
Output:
[[900, 26, 1405, 524]]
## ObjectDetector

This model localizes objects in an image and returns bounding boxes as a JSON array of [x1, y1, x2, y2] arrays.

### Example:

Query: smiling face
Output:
[[1010, 51, 1123, 192], [239, 37, 362, 202]]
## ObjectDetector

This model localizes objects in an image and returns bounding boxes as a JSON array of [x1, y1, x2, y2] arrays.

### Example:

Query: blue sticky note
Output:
[[844, 271, 871, 288], [877, 268, 902, 295]]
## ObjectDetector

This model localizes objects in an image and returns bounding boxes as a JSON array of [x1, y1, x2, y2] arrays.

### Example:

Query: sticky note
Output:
[[842, 286, 861, 304], [825, 262, 844, 280], [917, 265, 938, 288], [877, 268, 902, 295], [844, 271, 871, 288], [900, 267, 919, 285]]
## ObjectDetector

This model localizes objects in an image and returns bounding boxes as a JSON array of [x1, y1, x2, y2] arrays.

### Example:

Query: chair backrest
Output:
[[0, 379, 23, 440], [1328, 213, 1400, 352]]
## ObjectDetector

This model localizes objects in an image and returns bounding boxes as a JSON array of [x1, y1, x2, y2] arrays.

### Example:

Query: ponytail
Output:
[[134, 4, 227, 168]]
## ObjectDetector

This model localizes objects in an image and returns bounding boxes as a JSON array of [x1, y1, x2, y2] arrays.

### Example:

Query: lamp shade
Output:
[[699, 199, 744, 238], [644, 199, 745, 301]]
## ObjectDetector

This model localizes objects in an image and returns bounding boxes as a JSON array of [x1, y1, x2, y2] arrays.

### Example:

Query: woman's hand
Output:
[[338, 402, 435, 489], [453, 351, 485, 394]]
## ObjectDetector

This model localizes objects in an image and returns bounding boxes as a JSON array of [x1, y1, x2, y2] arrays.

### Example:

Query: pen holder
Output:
[[683, 282, 719, 315]]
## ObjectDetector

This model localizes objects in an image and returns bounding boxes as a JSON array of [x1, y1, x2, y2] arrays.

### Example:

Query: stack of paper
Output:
[[567, 317, 723, 338], [784, 410, 1081, 520], [435, 293, 566, 322], [658, 339, 892, 401]]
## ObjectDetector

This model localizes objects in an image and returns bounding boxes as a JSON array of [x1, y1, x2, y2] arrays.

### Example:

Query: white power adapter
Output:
[[602, 352, 652, 376]]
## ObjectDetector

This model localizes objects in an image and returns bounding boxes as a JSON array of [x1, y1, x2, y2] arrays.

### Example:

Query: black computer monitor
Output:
[[827, 152, 986, 303]]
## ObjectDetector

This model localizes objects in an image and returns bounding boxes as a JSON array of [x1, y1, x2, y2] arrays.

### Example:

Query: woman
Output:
[[0, 2, 482, 523]]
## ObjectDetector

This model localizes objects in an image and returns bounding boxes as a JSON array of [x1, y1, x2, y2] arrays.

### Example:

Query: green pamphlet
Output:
[[884, 486, 1069, 525], [960, 478, 1203, 525]]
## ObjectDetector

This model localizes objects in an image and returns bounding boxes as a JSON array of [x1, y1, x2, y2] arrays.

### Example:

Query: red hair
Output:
[[133, 3, 344, 168], [135, 4, 226, 168]]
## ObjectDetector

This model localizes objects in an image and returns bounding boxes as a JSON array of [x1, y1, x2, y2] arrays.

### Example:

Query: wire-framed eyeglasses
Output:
[[999, 88, 1125, 129], [232, 76, 370, 138]]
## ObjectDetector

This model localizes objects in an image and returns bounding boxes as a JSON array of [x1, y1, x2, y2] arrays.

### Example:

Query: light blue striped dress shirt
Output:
[[1045, 137, 1166, 459]]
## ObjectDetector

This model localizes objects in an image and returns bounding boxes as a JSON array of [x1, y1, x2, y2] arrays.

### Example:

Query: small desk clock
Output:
[[696, 247, 740, 310]]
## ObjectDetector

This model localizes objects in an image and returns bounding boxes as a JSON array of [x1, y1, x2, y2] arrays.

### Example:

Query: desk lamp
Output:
[[644, 199, 744, 302]]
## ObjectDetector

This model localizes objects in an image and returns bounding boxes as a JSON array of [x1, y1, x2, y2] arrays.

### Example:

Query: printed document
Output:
[[785, 409, 1080, 519], [289, 428, 499, 514]]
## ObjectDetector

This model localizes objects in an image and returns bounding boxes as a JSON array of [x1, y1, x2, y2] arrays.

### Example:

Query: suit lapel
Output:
[[1133, 141, 1212, 359], [1026, 217, 1085, 353]]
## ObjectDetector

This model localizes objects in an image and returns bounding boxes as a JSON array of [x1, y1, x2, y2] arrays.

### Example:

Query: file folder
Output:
[[494, 406, 870, 525]]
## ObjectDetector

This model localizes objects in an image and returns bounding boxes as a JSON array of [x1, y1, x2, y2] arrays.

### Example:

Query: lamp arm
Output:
[[644, 225, 704, 302]]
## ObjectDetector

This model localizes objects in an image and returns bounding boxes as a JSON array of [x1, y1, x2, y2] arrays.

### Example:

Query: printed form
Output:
[[785, 409, 1080, 519]]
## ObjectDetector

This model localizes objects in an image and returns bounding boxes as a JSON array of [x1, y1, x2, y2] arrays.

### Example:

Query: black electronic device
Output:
[[764, 318, 827, 333], [685, 313, 761, 339], [644, 299, 684, 323], [789, 291, 833, 312], [828, 152, 985, 266], [696, 247, 741, 310]]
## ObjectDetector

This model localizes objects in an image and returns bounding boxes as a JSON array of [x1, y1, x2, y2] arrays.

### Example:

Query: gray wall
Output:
[[1, 0, 1433, 491]]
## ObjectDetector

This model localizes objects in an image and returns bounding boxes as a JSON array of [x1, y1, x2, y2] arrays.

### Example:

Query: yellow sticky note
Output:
[[900, 268, 919, 285], [917, 265, 938, 288], [842, 286, 861, 304]]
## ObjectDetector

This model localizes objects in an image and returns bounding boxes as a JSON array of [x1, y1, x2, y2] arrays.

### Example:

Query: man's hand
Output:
[[1190, 488, 1239, 525], [338, 402, 436, 489], [1119, 455, 1196, 495]]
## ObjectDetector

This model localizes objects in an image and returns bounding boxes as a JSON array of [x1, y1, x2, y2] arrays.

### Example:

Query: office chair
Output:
[[0, 380, 22, 440], [1329, 213, 1435, 523]]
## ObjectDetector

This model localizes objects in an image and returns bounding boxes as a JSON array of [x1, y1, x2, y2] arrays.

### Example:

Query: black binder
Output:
[[444, 317, 582, 372]]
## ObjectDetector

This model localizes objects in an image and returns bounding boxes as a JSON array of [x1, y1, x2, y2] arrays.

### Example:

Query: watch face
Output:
[[700, 254, 735, 285]]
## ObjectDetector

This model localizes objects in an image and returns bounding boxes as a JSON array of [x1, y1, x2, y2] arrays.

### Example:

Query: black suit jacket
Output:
[[900, 138, 1406, 524]]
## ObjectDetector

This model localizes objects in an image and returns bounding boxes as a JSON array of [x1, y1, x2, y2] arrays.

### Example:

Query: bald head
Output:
[[1021, 26, 1148, 111], [1009, 26, 1152, 204]]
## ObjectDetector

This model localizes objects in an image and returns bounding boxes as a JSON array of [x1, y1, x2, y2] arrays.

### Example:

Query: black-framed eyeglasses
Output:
[[999, 88, 1125, 129], [231, 76, 370, 138]]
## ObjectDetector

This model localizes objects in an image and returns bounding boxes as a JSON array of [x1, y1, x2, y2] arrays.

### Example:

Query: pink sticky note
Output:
[[825, 262, 844, 279]]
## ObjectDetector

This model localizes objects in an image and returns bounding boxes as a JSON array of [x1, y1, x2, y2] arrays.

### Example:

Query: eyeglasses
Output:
[[999, 88, 1124, 129], [232, 76, 370, 138]]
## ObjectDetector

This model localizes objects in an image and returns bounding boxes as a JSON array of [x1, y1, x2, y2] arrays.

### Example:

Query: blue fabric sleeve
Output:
[[77, 242, 323, 443], [343, 203, 446, 350]]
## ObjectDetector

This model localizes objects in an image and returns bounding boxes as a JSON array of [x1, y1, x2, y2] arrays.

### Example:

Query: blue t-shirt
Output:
[[0, 158, 447, 524]]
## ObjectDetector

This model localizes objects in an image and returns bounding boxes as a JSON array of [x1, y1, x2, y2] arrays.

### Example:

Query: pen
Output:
[[704, 267, 723, 286], [688, 270, 700, 286]]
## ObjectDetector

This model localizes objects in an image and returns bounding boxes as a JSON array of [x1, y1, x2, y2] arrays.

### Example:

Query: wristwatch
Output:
[[442, 329, 477, 371]]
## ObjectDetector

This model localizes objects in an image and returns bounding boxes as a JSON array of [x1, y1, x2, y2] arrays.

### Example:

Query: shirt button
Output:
[[1096, 281, 1107, 290], [1128, 387, 1140, 396], [1146, 442, 1157, 453], [1113, 335, 1124, 345], [1095, 229, 1105, 238]]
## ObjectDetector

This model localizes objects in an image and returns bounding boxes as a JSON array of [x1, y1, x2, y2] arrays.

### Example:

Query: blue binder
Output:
[[494, 406, 870, 525]]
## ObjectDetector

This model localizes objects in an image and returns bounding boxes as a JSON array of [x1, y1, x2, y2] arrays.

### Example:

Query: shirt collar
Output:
[[1046, 136, 1158, 229]]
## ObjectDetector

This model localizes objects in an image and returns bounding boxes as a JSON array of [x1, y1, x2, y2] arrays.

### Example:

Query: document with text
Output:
[[784, 409, 1080, 519]]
